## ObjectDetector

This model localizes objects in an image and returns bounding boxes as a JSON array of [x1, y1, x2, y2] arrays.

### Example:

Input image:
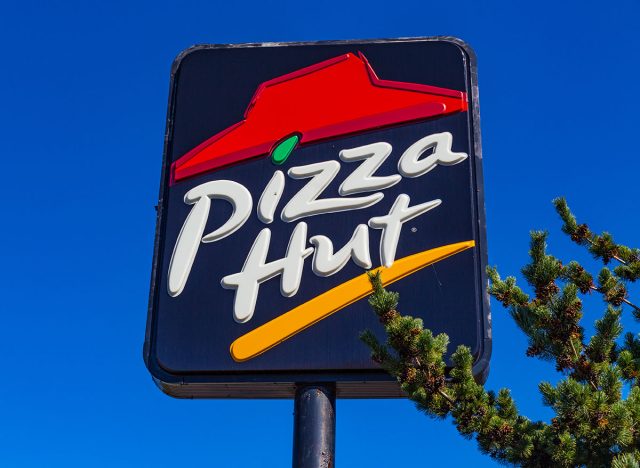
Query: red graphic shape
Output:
[[171, 52, 468, 184]]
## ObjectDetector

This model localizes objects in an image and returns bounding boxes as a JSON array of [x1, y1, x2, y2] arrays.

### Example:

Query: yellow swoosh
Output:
[[230, 240, 475, 362]]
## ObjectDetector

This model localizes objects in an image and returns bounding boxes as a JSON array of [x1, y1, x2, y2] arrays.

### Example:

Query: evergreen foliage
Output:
[[362, 198, 640, 467]]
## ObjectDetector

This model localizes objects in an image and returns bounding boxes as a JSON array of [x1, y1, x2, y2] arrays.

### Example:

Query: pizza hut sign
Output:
[[144, 39, 490, 398]]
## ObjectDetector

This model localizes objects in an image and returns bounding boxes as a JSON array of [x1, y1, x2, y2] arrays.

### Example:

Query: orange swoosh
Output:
[[230, 240, 475, 362]]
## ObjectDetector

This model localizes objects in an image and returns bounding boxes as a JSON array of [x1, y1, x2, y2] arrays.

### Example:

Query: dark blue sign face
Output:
[[144, 38, 490, 398]]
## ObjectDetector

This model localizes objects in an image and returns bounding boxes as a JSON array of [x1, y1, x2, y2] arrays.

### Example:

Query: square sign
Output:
[[144, 38, 490, 398]]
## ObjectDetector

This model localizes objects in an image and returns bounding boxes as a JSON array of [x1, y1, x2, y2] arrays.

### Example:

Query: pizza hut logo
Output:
[[166, 52, 475, 362]]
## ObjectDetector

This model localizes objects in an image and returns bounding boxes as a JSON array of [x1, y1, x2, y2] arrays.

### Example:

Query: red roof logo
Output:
[[171, 52, 468, 184]]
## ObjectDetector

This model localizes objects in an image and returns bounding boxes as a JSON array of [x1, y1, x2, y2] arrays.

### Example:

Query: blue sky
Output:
[[1, 0, 639, 466]]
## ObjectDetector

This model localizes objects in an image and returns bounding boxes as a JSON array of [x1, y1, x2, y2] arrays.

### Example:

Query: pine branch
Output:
[[438, 388, 455, 405], [562, 260, 640, 315], [554, 197, 640, 282], [591, 286, 640, 314], [363, 272, 547, 465], [362, 198, 640, 466], [619, 333, 640, 386]]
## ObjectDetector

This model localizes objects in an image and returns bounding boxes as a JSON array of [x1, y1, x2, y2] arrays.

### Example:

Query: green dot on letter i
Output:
[[271, 134, 299, 165]]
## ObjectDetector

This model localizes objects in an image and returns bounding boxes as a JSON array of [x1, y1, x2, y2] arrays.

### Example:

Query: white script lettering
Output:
[[310, 224, 372, 276], [281, 160, 383, 222], [398, 132, 467, 178], [338, 142, 401, 195], [167, 180, 252, 297], [220, 222, 314, 323], [368, 195, 441, 268], [168, 132, 470, 321]]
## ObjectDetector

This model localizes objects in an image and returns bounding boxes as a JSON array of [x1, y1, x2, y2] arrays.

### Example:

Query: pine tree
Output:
[[362, 198, 640, 467]]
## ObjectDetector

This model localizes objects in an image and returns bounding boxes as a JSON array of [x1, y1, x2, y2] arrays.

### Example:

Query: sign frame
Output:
[[143, 37, 490, 398]]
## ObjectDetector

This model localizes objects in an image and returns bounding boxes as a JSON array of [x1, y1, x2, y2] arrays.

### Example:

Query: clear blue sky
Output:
[[1, 1, 639, 466]]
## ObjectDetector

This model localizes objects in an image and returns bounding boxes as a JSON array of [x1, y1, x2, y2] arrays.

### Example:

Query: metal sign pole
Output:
[[292, 383, 336, 468]]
